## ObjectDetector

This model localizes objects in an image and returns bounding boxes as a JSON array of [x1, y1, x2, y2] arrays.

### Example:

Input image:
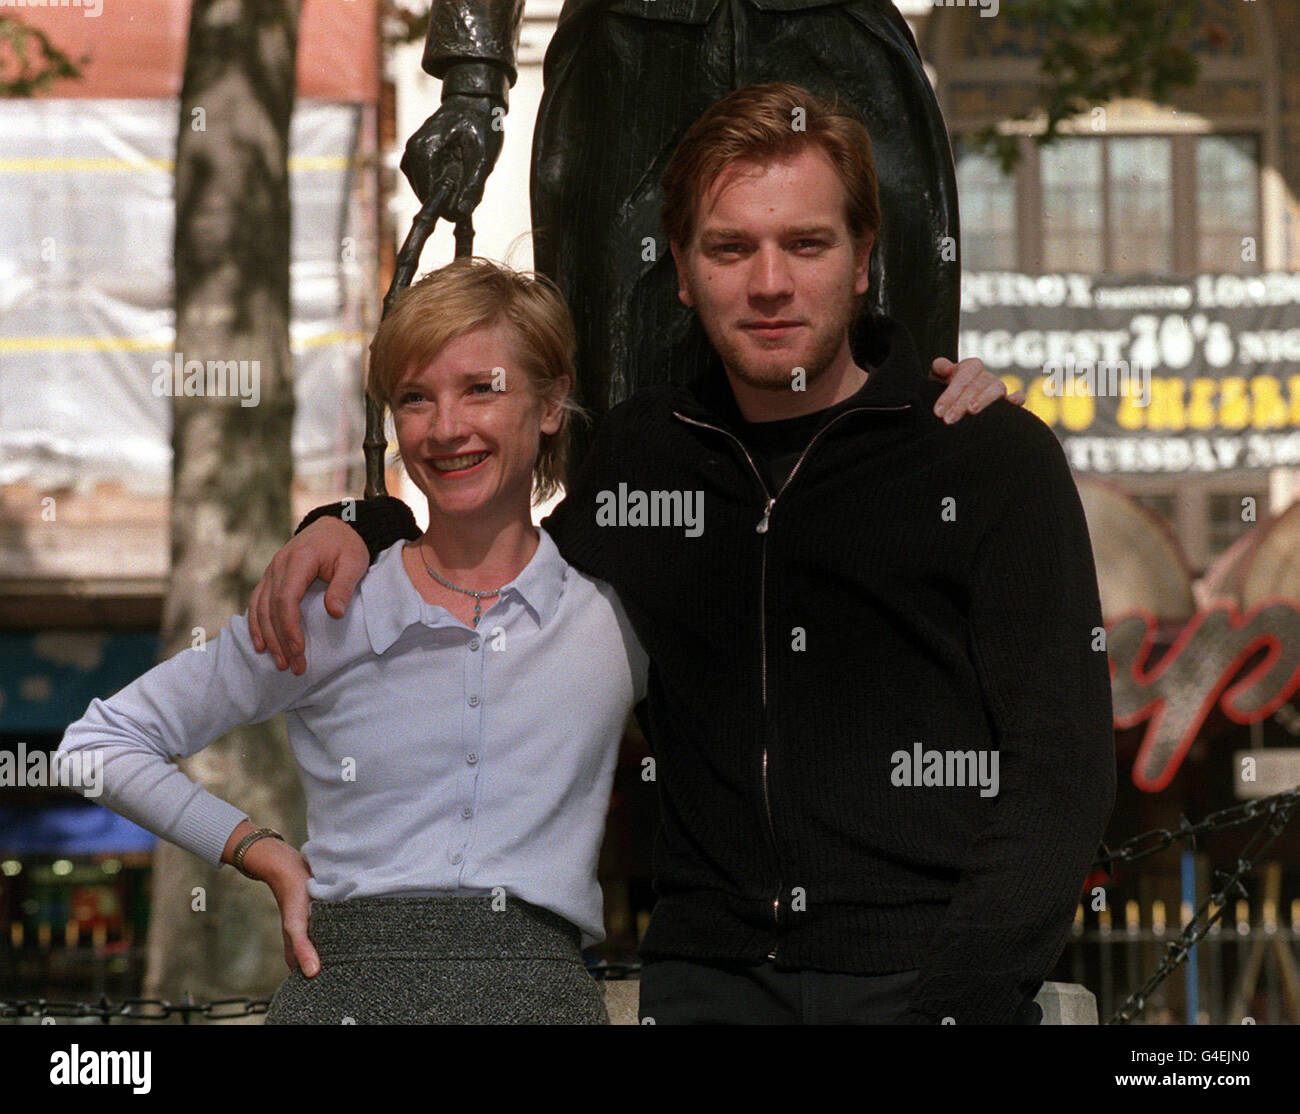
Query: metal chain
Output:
[[0, 993, 267, 1022], [0, 964, 642, 1023], [5, 791, 1299, 1026], [1092, 786, 1300, 872], [1101, 789, 1300, 1024]]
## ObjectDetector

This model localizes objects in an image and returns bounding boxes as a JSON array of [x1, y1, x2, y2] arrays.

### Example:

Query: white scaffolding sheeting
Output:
[[0, 99, 374, 495]]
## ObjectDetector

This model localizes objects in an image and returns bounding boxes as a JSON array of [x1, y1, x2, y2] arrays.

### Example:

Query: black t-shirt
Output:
[[737, 375, 874, 492]]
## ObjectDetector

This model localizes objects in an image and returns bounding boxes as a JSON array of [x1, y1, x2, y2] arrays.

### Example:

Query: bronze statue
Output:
[[399, 0, 960, 463]]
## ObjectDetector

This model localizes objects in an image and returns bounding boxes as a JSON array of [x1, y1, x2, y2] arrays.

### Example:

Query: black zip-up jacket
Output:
[[301, 314, 1116, 1024]]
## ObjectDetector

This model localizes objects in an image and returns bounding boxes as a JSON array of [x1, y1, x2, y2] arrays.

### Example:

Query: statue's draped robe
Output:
[[425, 0, 960, 459]]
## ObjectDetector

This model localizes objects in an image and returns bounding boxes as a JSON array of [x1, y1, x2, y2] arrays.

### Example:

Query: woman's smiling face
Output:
[[391, 318, 565, 522]]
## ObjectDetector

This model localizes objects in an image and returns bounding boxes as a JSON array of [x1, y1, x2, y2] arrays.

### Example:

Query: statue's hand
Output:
[[400, 94, 504, 225]]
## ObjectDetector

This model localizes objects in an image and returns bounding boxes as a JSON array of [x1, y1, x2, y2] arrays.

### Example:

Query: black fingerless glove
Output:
[[294, 495, 421, 565]]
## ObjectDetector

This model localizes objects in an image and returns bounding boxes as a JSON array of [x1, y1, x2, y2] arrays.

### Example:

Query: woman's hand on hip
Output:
[[243, 837, 322, 977]]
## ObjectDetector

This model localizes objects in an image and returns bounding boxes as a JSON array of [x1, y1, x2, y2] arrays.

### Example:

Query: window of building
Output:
[[1119, 479, 1271, 575], [1207, 490, 1268, 556], [1108, 137, 1175, 274], [1041, 137, 1104, 271], [954, 133, 1262, 274], [1197, 135, 1261, 272], [1136, 492, 1177, 525], [954, 139, 1018, 269]]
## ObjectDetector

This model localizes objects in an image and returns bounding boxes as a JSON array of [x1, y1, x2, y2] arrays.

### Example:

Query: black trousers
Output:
[[638, 958, 1046, 1024], [638, 958, 923, 1024]]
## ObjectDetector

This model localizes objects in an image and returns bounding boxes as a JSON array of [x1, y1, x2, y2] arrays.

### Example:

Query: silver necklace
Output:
[[418, 538, 505, 627]]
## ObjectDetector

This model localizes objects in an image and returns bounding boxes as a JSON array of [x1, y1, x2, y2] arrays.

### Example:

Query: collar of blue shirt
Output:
[[359, 527, 568, 652]]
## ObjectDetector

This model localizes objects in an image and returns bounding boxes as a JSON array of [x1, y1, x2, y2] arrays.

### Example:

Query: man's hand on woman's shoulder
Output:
[[248, 517, 370, 674]]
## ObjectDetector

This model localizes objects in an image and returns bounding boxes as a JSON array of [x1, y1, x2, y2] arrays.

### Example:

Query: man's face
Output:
[[670, 146, 873, 395]]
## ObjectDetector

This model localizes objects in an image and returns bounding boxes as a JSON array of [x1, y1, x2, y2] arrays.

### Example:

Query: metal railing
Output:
[[1066, 878, 1300, 1024], [3, 787, 1297, 1024]]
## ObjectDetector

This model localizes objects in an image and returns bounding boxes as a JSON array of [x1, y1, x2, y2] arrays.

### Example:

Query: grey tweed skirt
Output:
[[264, 894, 609, 1025]]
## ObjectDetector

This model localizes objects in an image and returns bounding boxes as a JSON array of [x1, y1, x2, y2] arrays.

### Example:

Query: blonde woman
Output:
[[58, 257, 648, 1024]]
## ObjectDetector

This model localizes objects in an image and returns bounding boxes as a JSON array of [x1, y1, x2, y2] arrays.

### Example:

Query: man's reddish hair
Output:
[[660, 81, 883, 254]]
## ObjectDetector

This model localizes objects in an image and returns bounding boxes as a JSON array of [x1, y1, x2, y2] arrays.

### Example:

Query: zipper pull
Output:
[[756, 498, 775, 534]]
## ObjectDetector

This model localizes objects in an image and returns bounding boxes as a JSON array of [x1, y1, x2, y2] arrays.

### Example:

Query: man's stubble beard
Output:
[[698, 297, 858, 395], [691, 276, 863, 389]]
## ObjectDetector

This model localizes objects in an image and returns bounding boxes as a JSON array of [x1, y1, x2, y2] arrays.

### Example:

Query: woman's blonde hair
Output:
[[367, 256, 585, 504]]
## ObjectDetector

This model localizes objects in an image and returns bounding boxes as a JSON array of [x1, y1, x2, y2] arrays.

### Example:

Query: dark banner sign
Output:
[[960, 272, 1300, 474]]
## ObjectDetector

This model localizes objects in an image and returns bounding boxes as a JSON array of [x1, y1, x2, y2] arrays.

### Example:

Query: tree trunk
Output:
[[145, 0, 304, 1009]]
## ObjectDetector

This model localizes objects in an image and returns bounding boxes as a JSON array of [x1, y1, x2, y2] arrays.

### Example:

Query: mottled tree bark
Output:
[[146, 0, 304, 1008]]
